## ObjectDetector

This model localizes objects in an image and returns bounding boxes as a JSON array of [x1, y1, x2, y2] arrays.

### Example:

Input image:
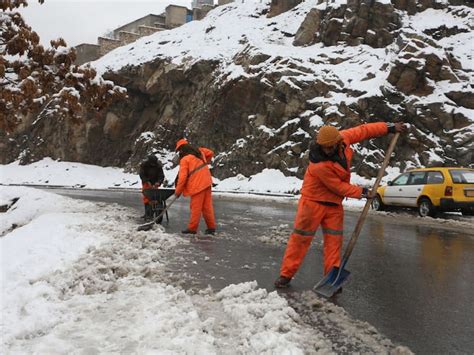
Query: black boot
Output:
[[155, 201, 164, 224], [274, 276, 291, 288], [181, 229, 197, 234], [144, 204, 153, 221], [205, 228, 216, 235]]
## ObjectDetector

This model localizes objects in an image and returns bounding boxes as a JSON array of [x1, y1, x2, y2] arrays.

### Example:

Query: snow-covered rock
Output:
[[3, 0, 473, 179]]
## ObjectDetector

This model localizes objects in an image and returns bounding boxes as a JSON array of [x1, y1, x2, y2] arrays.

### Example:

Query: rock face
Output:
[[294, 0, 400, 48], [268, 0, 303, 18], [2, 0, 473, 181]]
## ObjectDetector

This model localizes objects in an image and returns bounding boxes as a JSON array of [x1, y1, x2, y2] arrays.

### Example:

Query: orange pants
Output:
[[142, 182, 152, 204], [188, 187, 216, 232], [280, 197, 344, 278]]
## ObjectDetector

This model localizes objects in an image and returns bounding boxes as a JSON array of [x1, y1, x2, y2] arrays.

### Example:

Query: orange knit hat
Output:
[[175, 138, 188, 151], [316, 125, 342, 146]]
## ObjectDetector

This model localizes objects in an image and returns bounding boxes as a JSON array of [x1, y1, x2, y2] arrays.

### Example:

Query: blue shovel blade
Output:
[[313, 266, 351, 298]]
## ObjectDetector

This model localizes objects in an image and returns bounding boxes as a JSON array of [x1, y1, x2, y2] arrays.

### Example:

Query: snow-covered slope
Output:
[[5, 0, 473, 179], [91, 0, 473, 175]]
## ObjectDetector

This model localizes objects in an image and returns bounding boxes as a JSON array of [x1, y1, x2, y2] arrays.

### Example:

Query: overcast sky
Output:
[[19, 0, 199, 47]]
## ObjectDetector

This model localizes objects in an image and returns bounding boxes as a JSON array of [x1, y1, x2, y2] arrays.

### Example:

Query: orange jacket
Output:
[[301, 122, 388, 204], [175, 147, 214, 197]]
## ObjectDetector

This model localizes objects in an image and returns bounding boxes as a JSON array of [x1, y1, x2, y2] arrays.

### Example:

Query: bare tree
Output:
[[0, 0, 127, 132]]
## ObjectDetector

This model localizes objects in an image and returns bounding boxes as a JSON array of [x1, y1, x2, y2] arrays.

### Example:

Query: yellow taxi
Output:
[[372, 167, 474, 217]]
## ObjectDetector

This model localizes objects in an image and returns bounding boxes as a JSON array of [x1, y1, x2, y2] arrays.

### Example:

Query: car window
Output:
[[408, 171, 427, 185], [426, 171, 444, 184], [450, 169, 474, 184], [392, 173, 410, 186]]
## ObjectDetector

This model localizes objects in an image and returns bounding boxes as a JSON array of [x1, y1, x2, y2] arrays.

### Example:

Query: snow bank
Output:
[[1, 185, 412, 353], [0, 158, 140, 188], [0, 187, 108, 347], [1, 158, 388, 203], [214, 168, 302, 195]]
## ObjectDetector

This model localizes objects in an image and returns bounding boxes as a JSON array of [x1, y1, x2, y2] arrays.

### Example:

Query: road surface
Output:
[[52, 188, 474, 354]]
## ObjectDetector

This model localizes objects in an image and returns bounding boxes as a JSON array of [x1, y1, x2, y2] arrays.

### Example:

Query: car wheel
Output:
[[372, 195, 385, 211], [461, 208, 474, 216], [418, 198, 437, 217]]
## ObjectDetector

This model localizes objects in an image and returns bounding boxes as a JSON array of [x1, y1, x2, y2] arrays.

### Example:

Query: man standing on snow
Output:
[[174, 138, 217, 235], [139, 155, 165, 221], [274, 122, 407, 288]]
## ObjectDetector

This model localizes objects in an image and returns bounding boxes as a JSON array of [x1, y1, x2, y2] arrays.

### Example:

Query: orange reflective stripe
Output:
[[188, 162, 207, 177], [293, 228, 317, 236], [322, 227, 343, 236]]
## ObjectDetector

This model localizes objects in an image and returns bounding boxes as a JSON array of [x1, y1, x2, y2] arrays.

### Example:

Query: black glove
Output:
[[387, 123, 397, 134], [361, 187, 373, 199]]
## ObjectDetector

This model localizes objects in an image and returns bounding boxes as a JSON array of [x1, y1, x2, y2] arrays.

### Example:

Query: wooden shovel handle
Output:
[[342, 132, 400, 260]]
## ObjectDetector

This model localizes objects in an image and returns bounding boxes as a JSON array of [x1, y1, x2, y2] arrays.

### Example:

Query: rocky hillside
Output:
[[3, 0, 473, 181]]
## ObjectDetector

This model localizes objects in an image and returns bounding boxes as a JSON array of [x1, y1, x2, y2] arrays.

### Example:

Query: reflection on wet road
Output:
[[54, 188, 474, 355]]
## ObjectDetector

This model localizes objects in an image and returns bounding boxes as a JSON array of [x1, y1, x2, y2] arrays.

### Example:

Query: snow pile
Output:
[[214, 281, 332, 353], [0, 186, 109, 346], [0, 157, 140, 188], [1, 185, 412, 353], [215, 168, 302, 195], [0, 186, 212, 353]]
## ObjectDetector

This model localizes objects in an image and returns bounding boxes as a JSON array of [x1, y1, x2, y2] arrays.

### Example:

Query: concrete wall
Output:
[[74, 43, 100, 65], [193, 4, 214, 20], [113, 14, 164, 36], [155, 15, 167, 27], [138, 25, 164, 36], [165, 5, 188, 28], [192, 0, 214, 8], [76, 2, 226, 65], [98, 37, 121, 56], [268, 0, 302, 17], [118, 31, 141, 45]]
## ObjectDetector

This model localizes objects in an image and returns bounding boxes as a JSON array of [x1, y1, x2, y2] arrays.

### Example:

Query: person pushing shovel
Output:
[[274, 122, 407, 289], [174, 138, 217, 235]]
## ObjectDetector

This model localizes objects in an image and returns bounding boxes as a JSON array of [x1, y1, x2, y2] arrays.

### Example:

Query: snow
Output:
[[0, 158, 141, 189], [1, 157, 398, 210], [86, 1, 474, 164], [405, 7, 471, 32], [215, 168, 302, 195], [0, 186, 412, 353]]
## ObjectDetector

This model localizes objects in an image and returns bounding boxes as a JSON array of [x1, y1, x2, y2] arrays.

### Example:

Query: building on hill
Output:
[[165, 5, 193, 28], [193, 4, 215, 20], [192, 0, 214, 8], [75, 13, 167, 64], [74, 1, 233, 65], [75, 43, 101, 65]]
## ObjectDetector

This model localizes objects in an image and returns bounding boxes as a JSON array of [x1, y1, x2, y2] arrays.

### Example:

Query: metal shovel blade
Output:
[[137, 222, 154, 231], [136, 195, 178, 232], [313, 266, 351, 298]]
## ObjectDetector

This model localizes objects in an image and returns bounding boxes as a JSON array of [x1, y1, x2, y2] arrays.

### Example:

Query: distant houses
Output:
[[74, 1, 235, 65]]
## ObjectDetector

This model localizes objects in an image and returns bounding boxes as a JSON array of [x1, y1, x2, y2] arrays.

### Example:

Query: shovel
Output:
[[313, 132, 400, 298], [137, 195, 178, 231]]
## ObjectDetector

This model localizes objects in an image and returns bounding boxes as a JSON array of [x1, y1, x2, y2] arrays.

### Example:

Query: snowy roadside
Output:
[[1, 186, 412, 354], [1, 158, 471, 233], [0, 158, 376, 205]]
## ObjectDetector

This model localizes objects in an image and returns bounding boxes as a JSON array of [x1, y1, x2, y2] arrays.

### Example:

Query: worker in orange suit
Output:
[[274, 122, 407, 288], [174, 138, 216, 235]]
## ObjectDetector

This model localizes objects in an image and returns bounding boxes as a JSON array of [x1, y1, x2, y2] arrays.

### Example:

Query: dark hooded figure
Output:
[[139, 155, 165, 221]]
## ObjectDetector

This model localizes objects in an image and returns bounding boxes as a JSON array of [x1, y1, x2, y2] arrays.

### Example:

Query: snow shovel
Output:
[[313, 132, 400, 298], [137, 195, 178, 231]]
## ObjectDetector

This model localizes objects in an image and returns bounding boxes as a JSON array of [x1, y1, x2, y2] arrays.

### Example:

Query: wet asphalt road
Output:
[[51, 188, 474, 355]]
